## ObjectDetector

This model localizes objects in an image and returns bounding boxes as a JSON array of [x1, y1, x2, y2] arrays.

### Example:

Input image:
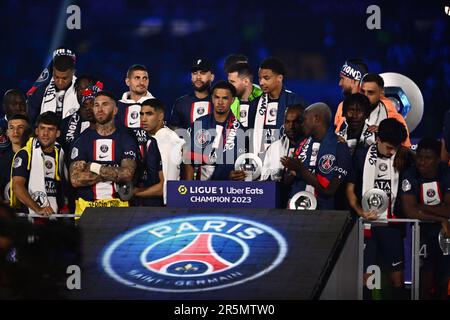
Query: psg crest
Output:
[[102, 216, 287, 292], [234, 153, 262, 181], [362, 188, 388, 217], [288, 191, 317, 210]]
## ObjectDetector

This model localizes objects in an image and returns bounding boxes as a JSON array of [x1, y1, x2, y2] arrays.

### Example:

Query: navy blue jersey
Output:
[[139, 136, 163, 206], [0, 147, 14, 201], [290, 130, 352, 210], [116, 91, 154, 157], [443, 110, 450, 152], [187, 112, 244, 180], [400, 163, 450, 204], [0, 116, 10, 153], [169, 93, 212, 129], [70, 128, 138, 201], [247, 89, 306, 154]]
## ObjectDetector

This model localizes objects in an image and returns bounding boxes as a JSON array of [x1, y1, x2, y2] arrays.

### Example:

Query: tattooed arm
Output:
[[97, 158, 137, 183], [70, 161, 102, 188]]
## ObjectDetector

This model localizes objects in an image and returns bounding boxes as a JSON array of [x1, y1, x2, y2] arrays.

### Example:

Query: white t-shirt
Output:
[[153, 127, 185, 204]]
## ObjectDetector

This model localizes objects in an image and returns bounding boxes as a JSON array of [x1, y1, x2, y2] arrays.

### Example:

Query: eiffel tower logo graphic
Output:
[[146, 234, 234, 275]]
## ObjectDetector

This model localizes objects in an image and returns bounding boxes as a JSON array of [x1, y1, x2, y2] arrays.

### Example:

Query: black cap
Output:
[[191, 58, 212, 72]]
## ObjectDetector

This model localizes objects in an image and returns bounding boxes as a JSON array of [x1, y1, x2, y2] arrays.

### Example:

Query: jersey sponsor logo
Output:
[[374, 179, 392, 194], [102, 216, 287, 292]]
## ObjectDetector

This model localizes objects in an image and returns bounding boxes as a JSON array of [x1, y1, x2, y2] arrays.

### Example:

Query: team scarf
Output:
[[40, 75, 79, 119], [293, 129, 339, 197], [10, 137, 65, 214], [189, 113, 241, 180], [337, 119, 375, 152], [362, 143, 399, 221], [260, 135, 294, 181], [252, 88, 294, 156]]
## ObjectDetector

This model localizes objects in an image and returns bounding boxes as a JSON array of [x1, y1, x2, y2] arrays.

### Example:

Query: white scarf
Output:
[[260, 136, 293, 181], [28, 139, 65, 214], [338, 119, 376, 150], [41, 75, 79, 119], [252, 93, 280, 157], [362, 144, 398, 220]]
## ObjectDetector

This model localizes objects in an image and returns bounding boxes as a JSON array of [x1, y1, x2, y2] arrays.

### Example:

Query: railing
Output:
[[358, 218, 433, 300]]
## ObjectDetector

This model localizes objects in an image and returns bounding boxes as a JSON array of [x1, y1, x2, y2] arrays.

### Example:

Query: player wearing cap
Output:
[[168, 58, 214, 130], [69, 91, 138, 217], [248, 57, 306, 158], [184, 80, 246, 181], [27, 48, 79, 124]]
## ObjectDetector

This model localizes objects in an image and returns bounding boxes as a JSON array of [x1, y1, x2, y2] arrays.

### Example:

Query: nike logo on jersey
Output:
[[391, 261, 403, 267], [99, 155, 108, 159], [129, 121, 139, 126]]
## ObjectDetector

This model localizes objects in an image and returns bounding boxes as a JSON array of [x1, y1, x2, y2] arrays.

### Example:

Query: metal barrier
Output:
[[15, 212, 76, 222], [358, 218, 430, 300]]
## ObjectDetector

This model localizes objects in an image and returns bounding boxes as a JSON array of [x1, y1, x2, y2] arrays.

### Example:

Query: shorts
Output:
[[420, 223, 450, 280], [364, 225, 405, 272]]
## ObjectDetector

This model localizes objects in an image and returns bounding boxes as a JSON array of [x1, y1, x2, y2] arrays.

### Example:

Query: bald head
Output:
[[302, 102, 332, 138], [305, 102, 332, 126]]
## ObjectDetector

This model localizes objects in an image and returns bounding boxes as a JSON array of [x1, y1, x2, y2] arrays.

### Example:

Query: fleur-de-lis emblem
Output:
[[175, 263, 198, 273]]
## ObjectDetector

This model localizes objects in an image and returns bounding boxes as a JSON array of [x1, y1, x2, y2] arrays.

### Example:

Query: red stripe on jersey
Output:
[[93, 140, 97, 160], [190, 102, 195, 124], [111, 140, 115, 161], [207, 102, 211, 115], [316, 174, 330, 188], [437, 182, 443, 202], [124, 107, 129, 127]]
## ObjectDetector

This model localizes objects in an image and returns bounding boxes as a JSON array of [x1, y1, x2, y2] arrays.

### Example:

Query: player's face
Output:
[[301, 110, 316, 137], [338, 75, 353, 97], [53, 68, 74, 91], [360, 82, 382, 107], [7, 119, 28, 145], [191, 70, 214, 92], [140, 105, 162, 134], [93, 95, 117, 125], [284, 109, 304, 141], [258, 69, 282, 94], [345, 104, 366, 131], [212, 88, 233, 115], [416, 149, 440, 177], [227, 72, 246, 98], [377, 140, 398, 158], [4, 93, 26, 116], [75, 79, 92, 104], [35, 123, 60, 148], [79, 98, 95, 122], [126, 70, 149, 95]]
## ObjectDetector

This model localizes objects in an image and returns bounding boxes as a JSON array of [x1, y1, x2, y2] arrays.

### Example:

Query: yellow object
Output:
[[75, 197, 129, 218]]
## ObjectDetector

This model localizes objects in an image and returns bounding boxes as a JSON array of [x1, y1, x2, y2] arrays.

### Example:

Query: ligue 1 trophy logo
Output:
[[438, 226, 450, 256], [288, 191, 317, 210], [362, 188, 389, 218], [234, 153, 262, 181]]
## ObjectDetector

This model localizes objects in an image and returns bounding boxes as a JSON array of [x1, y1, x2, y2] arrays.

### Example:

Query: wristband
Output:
[[89, 162, 102, 175]]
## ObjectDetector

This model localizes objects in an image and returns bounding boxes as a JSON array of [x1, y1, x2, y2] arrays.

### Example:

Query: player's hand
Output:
[[362, 210, 379, 220], [36, 206, 55, 216], [441, 219, 450, 237], [367, 125, 378, 133], [337, 135, 346, 144], [280, 156, 302, 172], [229, 170, 247, 181]]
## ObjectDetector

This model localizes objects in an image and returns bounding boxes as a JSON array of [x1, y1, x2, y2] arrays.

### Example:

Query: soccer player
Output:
[[0, 89, 27, 153]]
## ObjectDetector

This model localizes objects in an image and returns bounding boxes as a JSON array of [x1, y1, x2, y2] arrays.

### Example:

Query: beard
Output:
[[95, 112, 114, 125], [342, 87, 352, 97], [192, 81, 211, 93]]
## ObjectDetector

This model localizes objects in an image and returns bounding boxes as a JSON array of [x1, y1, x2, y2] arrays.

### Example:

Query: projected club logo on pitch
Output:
[[102, 216, 287, 292]]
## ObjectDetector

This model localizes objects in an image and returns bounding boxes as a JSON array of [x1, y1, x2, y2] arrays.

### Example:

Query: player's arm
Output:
[[69, 160, 102, 188], [183, 163, 195, 180], [346, 182, 378, 220], [134, 171, 164, 198], [415, 193, 450, 219], [12, 176, 54, 215], [401, 193, 450, 222], [96, 158, 137, 183]]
